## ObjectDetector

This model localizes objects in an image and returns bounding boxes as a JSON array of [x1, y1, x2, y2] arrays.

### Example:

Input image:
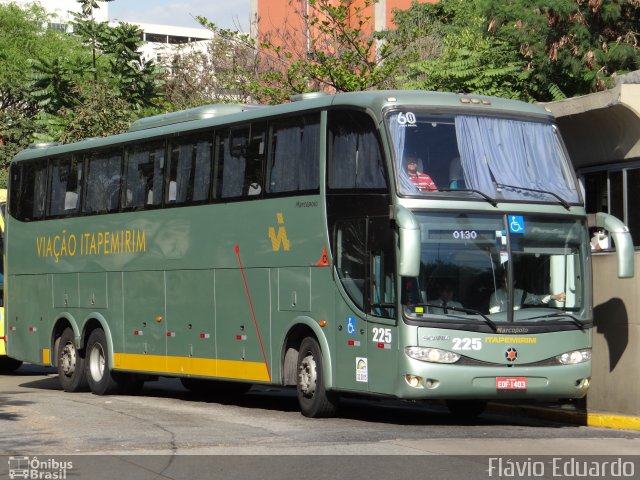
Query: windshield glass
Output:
[[386, 110, 581, 205], [403, 213, 588, 325]]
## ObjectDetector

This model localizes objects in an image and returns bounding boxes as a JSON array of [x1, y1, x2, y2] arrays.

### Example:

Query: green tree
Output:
[[197, 0, 413, 104], [395, 0, 532, 100], [481, 0, 640, 100], [30, 0, 162, 142], [260, 0, 413, 101], [395, 0, 640, 101], [163, 23, 260, 109], [0, 3, 84, 175]]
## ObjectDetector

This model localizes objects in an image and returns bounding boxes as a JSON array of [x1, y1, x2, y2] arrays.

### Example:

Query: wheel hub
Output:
[[298, 354, 317, 396], [89, 343, 105, 382], [60, 343, 76, 377]]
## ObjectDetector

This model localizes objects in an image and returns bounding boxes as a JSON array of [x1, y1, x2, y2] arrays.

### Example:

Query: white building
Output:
[[0, 0, 213, 64], [1, 0, 109, 28]]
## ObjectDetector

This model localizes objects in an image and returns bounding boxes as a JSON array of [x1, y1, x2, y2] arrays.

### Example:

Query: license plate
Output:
[[496, 377, 528, 390]]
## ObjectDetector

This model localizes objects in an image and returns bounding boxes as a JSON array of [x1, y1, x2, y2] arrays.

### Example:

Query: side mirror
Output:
[[392, 205, 421, 277], [588, 212, 635, 278]]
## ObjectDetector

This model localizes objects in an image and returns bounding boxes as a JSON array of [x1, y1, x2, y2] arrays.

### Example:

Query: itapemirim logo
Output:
[[8, 456, 73, 480]]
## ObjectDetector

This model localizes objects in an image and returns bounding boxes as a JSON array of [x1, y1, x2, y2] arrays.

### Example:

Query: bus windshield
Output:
[[386, 110, 581, 205], [403, 213, 588, 325]]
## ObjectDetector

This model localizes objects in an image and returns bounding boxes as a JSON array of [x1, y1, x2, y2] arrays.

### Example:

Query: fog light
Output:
[[405, 374, 424, 388], [576, 378, 590, 389], [425, 378, 439, 389]]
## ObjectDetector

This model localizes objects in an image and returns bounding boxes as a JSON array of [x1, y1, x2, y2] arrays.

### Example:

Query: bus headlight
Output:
[[405, 346, 460, 364], [556, 349, 591, 365]]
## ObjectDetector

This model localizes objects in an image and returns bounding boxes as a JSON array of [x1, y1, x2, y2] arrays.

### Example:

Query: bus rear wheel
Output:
[[86, 329, 118, 395], [296, 337, 338, 418], [57, 328, 88, 392]]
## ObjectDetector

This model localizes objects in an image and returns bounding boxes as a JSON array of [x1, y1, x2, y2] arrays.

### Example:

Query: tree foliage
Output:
[[0, 3, 81, 165], [256, 0, 413, 101], [481, 0, 640, 100], [395, 1, 533, 100], [395, 0, 640, 101], [163, 22, 260, 109], [193, 0, 413, 104], [30, 0, 162, 142]]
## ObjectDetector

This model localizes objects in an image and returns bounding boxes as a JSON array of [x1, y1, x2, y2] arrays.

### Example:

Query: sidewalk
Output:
[[489, 402, 640, 431]]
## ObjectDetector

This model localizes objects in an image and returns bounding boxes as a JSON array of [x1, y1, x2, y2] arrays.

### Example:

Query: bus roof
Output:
[[12, 90, 553, 162]]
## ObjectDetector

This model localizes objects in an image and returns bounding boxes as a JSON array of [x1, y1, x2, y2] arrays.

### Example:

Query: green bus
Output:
[[5, 90, 634, 417]]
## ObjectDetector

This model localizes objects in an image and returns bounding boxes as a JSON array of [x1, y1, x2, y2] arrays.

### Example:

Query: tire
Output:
[[296, 337, 338, 418], [0, 356, 23, 373], [57, 328, 88, 392], [86, 328, 118, 395], [445, 399, 488, 418], [181, 378, 252, 396]]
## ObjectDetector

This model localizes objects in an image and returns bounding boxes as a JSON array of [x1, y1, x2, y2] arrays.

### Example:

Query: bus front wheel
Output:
[[57, 328, 88, 392], [296, 337, 338, 418], [86, 329, 118, 395]]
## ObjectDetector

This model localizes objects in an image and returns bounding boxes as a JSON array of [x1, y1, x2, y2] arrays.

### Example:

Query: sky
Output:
[[108, 1, 251, 31]]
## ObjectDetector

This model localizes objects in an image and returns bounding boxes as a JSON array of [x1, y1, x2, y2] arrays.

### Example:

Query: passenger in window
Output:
[[590, 229, 609, 251], [449, 156, 465, 189], [489, 274, 566, 314], [404, 155, 436, 192]]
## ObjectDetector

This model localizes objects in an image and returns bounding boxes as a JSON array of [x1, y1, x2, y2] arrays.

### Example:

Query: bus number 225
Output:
[[372, 328, 392, 343], [452, 337, 482, 350]]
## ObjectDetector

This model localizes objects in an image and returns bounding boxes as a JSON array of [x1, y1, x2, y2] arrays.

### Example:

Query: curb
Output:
[[488, 403, 640, 431]]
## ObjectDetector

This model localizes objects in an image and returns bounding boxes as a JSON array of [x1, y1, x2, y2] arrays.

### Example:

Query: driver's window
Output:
[[335, 219, 366, 309]]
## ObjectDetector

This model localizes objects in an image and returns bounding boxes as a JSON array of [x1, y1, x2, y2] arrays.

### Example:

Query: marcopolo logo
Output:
[[8, 456, 73, 479]]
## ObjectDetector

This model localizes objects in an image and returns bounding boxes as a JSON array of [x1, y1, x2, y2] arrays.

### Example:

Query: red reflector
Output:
[[28, 327, 37, 332], [200, 333, 210, 339], [236, 335, 247, 340], [166, 332, 176, 337], [133, 330, 143, 336], [377, 343, 384, 349], [348, 340, 355, 346]]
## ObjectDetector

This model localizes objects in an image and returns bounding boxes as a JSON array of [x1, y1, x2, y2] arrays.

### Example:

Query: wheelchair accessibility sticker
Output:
[[508, 215, 525, 234], [347, 317, 357, 335]]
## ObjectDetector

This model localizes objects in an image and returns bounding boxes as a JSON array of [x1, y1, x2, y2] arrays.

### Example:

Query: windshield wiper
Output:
[[437, 188, 498, 207], [415, 303, 498, 332], [495, 183, 571, 210], [525, 312, 586, 330]]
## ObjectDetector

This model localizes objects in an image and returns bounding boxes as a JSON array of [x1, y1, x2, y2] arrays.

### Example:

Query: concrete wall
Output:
[[589, 253, 640, 415]]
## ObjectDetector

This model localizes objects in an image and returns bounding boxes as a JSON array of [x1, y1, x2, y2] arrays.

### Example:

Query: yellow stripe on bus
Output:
[[113, 353, 271, 382], [42, 348, 51, 366]]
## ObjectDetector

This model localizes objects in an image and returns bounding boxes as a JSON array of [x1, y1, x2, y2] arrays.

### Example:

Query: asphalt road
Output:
[[1, 364, 639, 479]]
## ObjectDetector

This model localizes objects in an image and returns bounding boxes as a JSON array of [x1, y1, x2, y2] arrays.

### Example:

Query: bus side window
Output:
[[124, 141, 165, 209], [268, 114, 320, 194], [84, 149, 123, 214], [245, 122, 266, 196], [328, 109, 387, 191], [335, 219, 367, 309], [48, 156, 82, 216], [166, 134, 212, 206], [13, 159, 47, 221], [218, 126, 249, 199]]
